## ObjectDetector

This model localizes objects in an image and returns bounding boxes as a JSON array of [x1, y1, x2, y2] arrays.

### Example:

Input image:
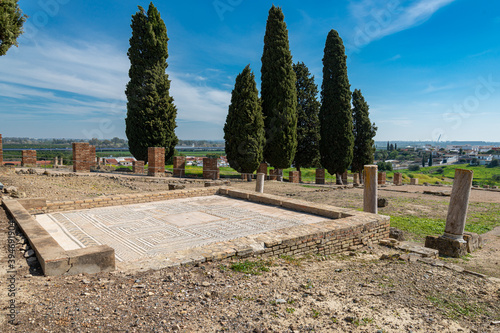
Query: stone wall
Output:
[[316, 168, 325, 184], [148, 147, 165, 177], [173, 156, 186, 177], [289, 171, 300, 183], [203, 157, 219, 180], [132, 160, 145, 174], [21, 150, 37, 167], [378, 172, 386, 185]]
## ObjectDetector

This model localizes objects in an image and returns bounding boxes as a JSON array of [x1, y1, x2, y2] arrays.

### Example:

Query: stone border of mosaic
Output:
[[4, 187, 390, 275], [2, 198, 115, 276]]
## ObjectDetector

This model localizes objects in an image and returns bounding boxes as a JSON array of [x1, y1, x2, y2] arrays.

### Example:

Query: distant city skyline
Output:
[[0, 0, 499, 141]]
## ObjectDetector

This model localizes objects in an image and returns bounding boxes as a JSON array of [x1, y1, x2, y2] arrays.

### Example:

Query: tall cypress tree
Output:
[[352, 89, 377, 179], [422, 153, 426, 167], [293, 62, 321, 172], [0, 0, 26, 56], [319, 29, 353, 184], [428, 153, 433, 166], [261, 5, 297, 174], [125, 3, 178, 162], [224, 65, 265, 174]]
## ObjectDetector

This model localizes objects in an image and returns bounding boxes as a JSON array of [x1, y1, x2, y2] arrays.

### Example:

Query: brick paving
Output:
[[36, 195, 327, 263]]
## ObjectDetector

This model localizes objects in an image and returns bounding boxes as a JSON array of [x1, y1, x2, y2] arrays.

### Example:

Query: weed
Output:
[[280, 254, 303, 266], [230, 260, 273, 275], [311, 309, 320, 318], [427, 293, 495, 320], [286, 307, 295, 314]]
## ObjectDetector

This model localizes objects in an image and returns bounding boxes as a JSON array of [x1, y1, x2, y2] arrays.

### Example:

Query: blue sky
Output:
[[0, 0, 499, 141]]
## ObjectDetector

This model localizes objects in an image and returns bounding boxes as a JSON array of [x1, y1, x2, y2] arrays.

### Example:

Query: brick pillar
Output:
[[203, 157, 219, 180], [353, 173, 360, 185], [378, 172, 386, 185], [21, 150, 37, 167], [410, 178, 419, 185], [148, 147, 165, 177], [289, 170, 300, 183], [72, 142, 90, 172], [173, 156, 186, 177], [0, 134, 3, 166], [89, 145, 96, 167], [316, 168, 325, 184], [133, 160, 145, 174], [269, 169, 278, 181], [342, 171, 348, 185], [393, 172, 403, 186], [258, 163, 268, 176]]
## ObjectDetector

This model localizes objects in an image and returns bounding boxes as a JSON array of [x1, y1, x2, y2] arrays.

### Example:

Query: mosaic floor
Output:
[[36, 195, 328, 262]]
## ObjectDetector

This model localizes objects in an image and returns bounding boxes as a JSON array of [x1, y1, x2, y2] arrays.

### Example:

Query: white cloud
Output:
[[348, 0, 456, 49], [0, 36, 232, 135]]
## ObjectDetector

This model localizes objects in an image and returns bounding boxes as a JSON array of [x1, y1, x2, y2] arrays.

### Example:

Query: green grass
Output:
[[387, 164, 500, 186], [390, 208, 500, 241], [427, 293, 498, 320], [230, 259, 273, 275]]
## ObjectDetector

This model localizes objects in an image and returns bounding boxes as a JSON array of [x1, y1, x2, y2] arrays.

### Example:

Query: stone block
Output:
[[377, 197, 389, 207], [424, 235, 468, 258], [410, 178, 419, 185], [352, 173, 360, 185], [389, 227, 405, 241], [316, 168, 325, 184], [169, 184, 186, 190], [463, 232, 483, 253]]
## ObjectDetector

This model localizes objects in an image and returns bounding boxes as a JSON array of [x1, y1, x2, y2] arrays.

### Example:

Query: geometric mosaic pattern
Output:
[[39, 196, 328, 262]]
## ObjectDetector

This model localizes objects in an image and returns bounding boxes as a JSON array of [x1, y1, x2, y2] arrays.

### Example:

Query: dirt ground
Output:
[[1, 170, 499, 332]]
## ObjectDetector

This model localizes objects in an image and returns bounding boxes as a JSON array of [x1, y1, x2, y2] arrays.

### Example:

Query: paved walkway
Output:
[[36, 196, 327, 263]]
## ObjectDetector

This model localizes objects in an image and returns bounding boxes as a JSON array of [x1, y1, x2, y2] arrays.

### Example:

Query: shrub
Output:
[[434, 167, 444, 174], [487, 159, 499, 168], [408, 164, 420, 172]]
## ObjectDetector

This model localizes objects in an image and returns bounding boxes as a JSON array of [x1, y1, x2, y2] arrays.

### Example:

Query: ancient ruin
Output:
[[148, 147, 165, 177]]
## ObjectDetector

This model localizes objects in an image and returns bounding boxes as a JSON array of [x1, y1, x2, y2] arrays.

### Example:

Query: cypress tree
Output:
[[352, 89, 377, 179], [224, 65, 265, 174], [261, 5, 297, 174], [428, 153, 433, 166], [387, 141, 390, 151], [395, 143, 398, 150], [422, 153, 426, 167], [125, 3, 178, 162], [0, 0, 26, 56], [319, 29, 353, 184], [293, 62, 321, 172]]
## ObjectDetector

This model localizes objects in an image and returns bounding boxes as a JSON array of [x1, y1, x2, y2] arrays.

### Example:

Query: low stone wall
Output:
[[3, 199, 115, 276], [38, 187, 220, 213]]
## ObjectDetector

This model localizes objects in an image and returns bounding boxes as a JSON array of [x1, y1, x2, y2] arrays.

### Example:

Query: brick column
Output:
[[289, 171, 300, 183], [21, 150, 37, 167], [0, 134, 3, 166], [133, 160, 145, 174], [173, 156, 186, 177], [316, 168, 325, 184], [353, 173, 360, 185], [410, 178, 419, 185], [89, 145, 96, 167], [378, 172, 386, 185], [393, 172, 403, 185], [342, 171, 348, 185], [148, 147, 165, 177], [203, 157, 219, 180], [268, 169, 278, 181], [258, 163, 268, 176], [363, 165, 378, 214], [72, 142, 90, 172]]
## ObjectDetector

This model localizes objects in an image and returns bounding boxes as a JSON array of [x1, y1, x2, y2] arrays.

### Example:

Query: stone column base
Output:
[[425, 235, 467, 258]]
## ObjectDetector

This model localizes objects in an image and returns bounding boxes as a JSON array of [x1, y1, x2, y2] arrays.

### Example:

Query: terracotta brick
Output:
[[203, 157, 219, 180], [148, 147, 165, 176], [21, 150, 37, 167], [133, 160, 145, 174], [289, 171, 300, 183], [173, 156, 186, 177], [258, 163, 268, 175], [378, 172, 386, 185], [316, 168, 325, 184], [72, 142, 90, 172]]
